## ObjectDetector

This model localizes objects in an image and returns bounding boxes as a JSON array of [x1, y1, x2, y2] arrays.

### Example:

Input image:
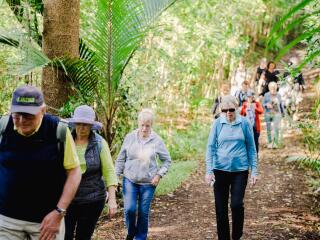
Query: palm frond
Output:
[[5, 0, 43, 46], [268, 10, 320, 49], [74, 0, 176, 100], [267, 0, 314, 47], [0, 31, 50, 75], [15, 39, 50, 75], [292, 48, 320, 75], [275, 27, 320, 61], [0, 34, 19, 47]]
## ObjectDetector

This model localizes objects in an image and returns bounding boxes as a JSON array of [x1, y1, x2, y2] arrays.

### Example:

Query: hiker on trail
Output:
[[231, 60, 249, 96], [205, 95, 258, 240], [234, 80, 251, 107], [281, 58, 305, 121], [115, 108, 171, 240], [0, 85, 81, 240], [254, 58, 267, 87], [263, 82, 285, 149], [212, 84, 230, 119], [257, 72, 266, 97], [240, 91, 264, 155], [261, 61, 280, 96], [64, 105, 118, 240]]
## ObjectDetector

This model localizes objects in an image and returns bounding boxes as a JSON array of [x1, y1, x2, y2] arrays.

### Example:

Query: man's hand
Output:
[[39, 210, 63, 240], [151, 174, 161, 186]]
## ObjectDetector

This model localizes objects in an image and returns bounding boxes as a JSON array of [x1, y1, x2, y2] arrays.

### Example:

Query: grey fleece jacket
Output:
[[115, 129, 171, 184]]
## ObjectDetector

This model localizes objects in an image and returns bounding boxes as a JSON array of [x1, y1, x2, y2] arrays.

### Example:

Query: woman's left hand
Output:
[[250, 176, 258, 187], [108, 198, 117, 218], [151, 174, 161, 186]]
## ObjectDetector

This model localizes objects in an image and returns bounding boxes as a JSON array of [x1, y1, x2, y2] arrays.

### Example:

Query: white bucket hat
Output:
[[67, 105, 102, 130]]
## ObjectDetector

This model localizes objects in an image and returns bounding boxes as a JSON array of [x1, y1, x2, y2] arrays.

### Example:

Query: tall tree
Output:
[[42, 0, 79, 112]]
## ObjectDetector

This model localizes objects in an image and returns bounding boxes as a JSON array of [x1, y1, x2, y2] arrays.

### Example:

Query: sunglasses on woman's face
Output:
[[221, 108, 236, 113]]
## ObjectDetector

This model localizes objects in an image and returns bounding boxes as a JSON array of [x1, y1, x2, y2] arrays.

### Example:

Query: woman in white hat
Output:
[[64, 105, 118, 240]]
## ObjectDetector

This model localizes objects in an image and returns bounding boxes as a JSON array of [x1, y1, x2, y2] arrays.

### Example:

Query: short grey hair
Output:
[[268, 81, 277, 90], [220, 95, 239, 109], [138, 108, 154, 123]]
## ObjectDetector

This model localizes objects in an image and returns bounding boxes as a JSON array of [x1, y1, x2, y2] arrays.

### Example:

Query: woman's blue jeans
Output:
[[213, 170, 248, 240], [123, 177, 156, 240]]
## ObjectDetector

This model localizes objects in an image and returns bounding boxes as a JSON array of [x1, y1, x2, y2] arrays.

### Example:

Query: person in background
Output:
[[0, 85, 81, 240], [262, 61, 280, 96], [64, 105, 118, 240], [282, 58, 305, 121], [257, 72, 266, 97], [116, 109, 171, 240], [240, 91, 264, 155], [205, 95, 257, 240], [283, 59, 305, 90], [254, 58, 267, 87], [231, 60, 249, 96], [263, 82, 284, 149], [212, 84, 230, 119], [234, 80, 251, 107]]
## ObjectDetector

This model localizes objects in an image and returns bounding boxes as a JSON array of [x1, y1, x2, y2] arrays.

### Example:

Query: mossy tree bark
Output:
[[42, 0, 79, 113]]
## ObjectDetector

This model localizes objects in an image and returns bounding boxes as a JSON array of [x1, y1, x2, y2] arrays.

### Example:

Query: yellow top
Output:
[[75, 138, 118, 187]]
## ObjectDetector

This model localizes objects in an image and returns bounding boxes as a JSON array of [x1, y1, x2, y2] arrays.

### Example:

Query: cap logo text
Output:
[[16, 97, 36, 103]]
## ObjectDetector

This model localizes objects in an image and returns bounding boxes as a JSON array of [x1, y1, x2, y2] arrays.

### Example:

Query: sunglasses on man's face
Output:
[[221, 108, 236, 113], [11, 112, 36, 120]]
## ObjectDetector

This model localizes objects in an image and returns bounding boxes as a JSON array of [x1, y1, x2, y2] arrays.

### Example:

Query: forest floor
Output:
[[94, 73, 320, 240]]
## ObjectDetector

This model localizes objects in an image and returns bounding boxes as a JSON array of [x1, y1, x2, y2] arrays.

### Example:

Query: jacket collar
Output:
[[220, 113, 242, 125], [134, 129, 156, 143]]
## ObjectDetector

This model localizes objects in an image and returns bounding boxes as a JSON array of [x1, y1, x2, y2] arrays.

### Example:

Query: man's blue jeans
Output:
[[123, 177, 156, 240]]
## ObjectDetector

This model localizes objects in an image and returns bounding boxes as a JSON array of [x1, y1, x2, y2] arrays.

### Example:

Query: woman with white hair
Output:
[[263, 82, 284, 148], [115, 109, 171, 240], [205, 95, 257, 240]]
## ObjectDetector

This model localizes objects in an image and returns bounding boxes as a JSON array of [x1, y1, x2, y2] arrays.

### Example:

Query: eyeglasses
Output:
[[221, 108, 236, 113], [12, 112, 36, 120]]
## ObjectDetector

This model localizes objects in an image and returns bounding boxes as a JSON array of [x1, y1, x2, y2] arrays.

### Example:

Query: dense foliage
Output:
[[0, 0, 315, 158]]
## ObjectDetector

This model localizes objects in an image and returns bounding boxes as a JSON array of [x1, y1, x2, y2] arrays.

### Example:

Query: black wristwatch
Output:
[[55, 207, 67, 217]]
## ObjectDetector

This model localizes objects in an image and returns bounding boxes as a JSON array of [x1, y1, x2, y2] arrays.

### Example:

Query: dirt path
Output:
[[94, 79, 320, 240]]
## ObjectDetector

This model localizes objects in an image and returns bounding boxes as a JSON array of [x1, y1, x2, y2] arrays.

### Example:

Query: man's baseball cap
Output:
[[10, 85, 44, 115]]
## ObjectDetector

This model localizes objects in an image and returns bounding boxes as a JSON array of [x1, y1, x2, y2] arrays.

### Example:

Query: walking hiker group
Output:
[[207, 56, 305, 239], [0, 86, 171, 240], [0, 56, 305, 240]]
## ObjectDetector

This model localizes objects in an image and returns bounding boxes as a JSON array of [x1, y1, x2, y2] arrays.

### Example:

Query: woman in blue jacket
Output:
[[205, 95, 258, 240]]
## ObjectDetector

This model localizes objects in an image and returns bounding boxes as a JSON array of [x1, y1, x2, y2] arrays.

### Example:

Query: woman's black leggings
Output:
[[213, 170, 248, 240], [64, 199, 105, 240]]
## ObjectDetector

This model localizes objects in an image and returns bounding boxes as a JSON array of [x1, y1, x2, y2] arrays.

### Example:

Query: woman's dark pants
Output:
[[64, 199, 105, 240], [253, 126, 260, 154], [213, 170, 248, 240]]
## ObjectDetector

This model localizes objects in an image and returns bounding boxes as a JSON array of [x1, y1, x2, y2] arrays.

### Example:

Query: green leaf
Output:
[[268, 10, 320, 49], [0, 33, 19, 47], [267, 0, 314, 46], [275, 27, 320, 61]]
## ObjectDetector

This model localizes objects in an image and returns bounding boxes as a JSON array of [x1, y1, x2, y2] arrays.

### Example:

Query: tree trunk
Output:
[[42, 0, 79, 113]]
